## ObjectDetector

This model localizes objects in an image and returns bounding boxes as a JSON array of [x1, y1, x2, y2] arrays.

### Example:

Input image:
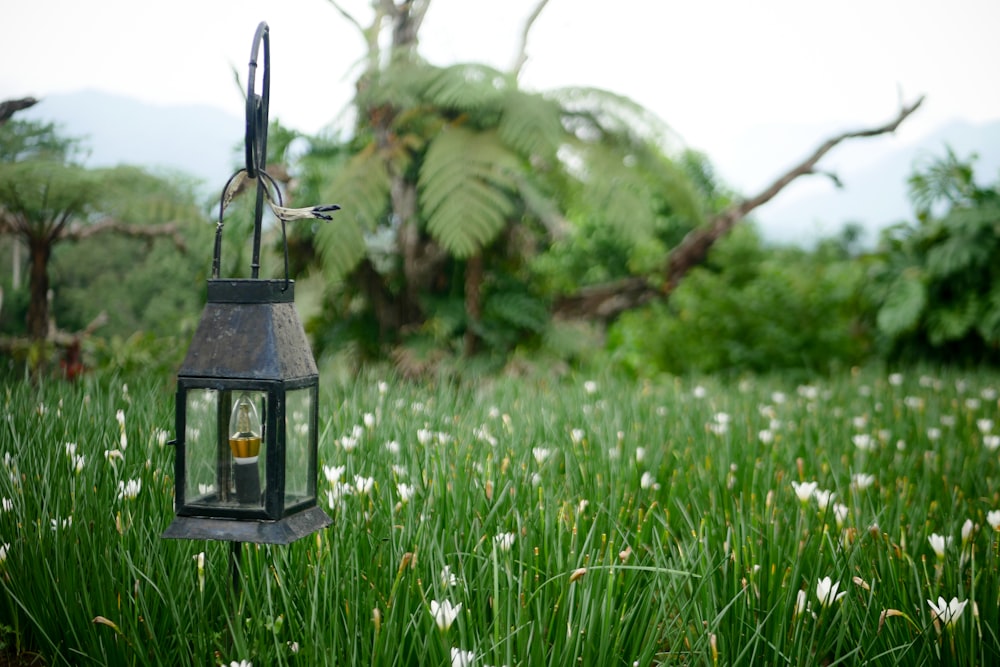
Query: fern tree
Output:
[[0, 119, 196, 343], [868, 148, 1000, 362], [295, 0, 705, 361]]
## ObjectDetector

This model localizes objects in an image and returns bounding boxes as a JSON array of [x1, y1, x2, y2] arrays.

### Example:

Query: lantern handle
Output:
[[210, 21, 340, 285], [211, 21, 274, 282]]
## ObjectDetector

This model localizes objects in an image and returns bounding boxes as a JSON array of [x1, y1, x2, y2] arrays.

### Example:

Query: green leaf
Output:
[[315, 151, 391, 279], [419, 127, 520, 258], [876, 268, 927, 337]]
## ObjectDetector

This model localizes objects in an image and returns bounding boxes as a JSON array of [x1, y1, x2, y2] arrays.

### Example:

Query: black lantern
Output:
[[164, 22, 333, 545]]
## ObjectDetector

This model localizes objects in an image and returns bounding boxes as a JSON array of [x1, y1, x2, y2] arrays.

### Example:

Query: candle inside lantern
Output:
[[229, 393, 262, 504]]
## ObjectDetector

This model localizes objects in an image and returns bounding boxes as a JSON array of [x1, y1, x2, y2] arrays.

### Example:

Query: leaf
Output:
[[315, 151, 391, 279], [926, 293, 979, 345], [876, 268, 927, 337], [419, 127, 520, 258]]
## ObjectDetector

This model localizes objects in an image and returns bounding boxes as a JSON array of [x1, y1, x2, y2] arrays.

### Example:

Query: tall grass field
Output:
[[1, 366, 999, 665]]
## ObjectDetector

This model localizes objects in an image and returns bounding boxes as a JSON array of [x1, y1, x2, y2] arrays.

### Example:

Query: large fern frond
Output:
[[315, 150, 391, 279], [550, 86, 683, 152], [497, 90, 564, 161], [423, 63, 508, 112], [419, 127, 520, 258]]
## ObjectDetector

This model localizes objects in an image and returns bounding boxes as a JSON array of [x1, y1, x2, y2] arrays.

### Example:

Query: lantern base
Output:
[[162, 506, 332, 545]]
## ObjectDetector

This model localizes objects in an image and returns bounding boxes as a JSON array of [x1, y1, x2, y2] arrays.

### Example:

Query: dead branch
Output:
[[0, 97, 37, 125], [62, 218, 188, 252], [554, 96, 925, 321], [510, 0, 552, 79]]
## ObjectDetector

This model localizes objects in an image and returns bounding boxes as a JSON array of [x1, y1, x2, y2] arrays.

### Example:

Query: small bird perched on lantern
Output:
[[219, 167, 340, 223]]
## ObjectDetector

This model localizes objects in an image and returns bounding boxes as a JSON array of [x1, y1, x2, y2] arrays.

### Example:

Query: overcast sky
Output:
[[3, 0, 999, 192]]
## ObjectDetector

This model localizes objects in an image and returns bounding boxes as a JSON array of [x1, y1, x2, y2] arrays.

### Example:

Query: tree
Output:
[[289, 3, 922, 366], [0, 117, 193, 343], [868, 149, 1000, 362], [294, 0, 705, 359]]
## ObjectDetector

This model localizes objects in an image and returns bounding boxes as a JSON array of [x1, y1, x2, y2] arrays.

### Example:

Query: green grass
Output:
[[1, 365, 999, 665]]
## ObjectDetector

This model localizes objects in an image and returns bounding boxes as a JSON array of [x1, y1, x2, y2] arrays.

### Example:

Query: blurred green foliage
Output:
[[607, 224, 873, 376]]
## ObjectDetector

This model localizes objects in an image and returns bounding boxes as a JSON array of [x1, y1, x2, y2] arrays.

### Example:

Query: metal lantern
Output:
[[163, 22, 333, 545]]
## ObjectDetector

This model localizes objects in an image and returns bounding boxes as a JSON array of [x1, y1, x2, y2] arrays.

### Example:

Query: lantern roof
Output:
[[178, 279, 318, 382]]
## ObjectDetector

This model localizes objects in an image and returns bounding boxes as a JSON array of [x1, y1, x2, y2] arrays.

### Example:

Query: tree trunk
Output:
[[26, 238, 50, 340], [464, 253, 483, 356]]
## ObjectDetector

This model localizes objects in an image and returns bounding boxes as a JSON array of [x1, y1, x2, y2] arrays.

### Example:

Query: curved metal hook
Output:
[[245, 22, 270, 179], [245, 21, 270, 279]]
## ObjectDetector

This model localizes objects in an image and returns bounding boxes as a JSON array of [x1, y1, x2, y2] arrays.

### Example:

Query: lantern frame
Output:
[[162, 21, 331, 545]]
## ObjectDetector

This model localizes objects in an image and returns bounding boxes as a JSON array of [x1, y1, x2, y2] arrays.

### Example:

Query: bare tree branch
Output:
[[0, 97, 37, 125], [62, 218, 188, 251], [510, 0, 551, 80], [554, 96, 926, 321], [325, 0, 367, 35]]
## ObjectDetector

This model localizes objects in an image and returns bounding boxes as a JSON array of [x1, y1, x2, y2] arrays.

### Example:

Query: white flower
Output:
[[635, 447, 646, 462], [363, 412, 376, 428], [640, 471, 657, 489], [961, 519, 975, 542], [116, 409, 126, 429], [791, 481, 818, 503], [984, 435, 1000, 451], [494, 532, 516, 552], [0, 543, 9, 563], [1, 498, 12, 512], [441, 565, 459, 587], [384, 440, 401, 455], [51, 516, 72, 531], [583, 380, 598, 394], [327, 482, 353, 509], [977, 419, 994, 434], [65, 442, 77, 457], [229, 661, 252, 667], [339, 436, 358, 452], [396, 483, 414, 503], [758, 429, 774, 444], [451, 647, 475, 667], [569, 428, 585, 444], [417, 429, 433, 445], [888, 373, 904, 386], [928, 533, 951, 559], [851, 473, 875, 490], [927, 596, 968, 628], [794, 589, 808, 615], [851, 434, 875, 451], [117, 478, 141, 501], [429, 599, 462, 631], [832, 503, 849, 528], [532, 447, 551, 465], [353, 475, 374, 496], [987, 510, 1000, 531], [72, 454, 86, 474], [692, 385, 707, 398], [816, 576, 846, 606], [813, 489, 835, 511], [323, 465, 346, 484], [927, 427, 941, 441], [194, 551, 205, 592]]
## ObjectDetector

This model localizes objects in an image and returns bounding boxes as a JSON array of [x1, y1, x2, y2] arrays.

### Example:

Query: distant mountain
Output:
[[19, 90, 244, 193], [718, 118, 1000, 247], [15, 90, 1000, 248]]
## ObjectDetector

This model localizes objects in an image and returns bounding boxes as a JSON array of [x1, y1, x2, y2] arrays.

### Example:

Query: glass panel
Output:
[[184, 388, 219, 505], [284, 386, 315, 509], [185, 389, 268, 511]]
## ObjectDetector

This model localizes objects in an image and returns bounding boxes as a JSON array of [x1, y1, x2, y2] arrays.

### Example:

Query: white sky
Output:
[[3, 0, 1000, 193]]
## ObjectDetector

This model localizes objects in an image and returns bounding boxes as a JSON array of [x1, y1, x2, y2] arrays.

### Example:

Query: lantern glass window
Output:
[[284, 386, 316, 511]]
